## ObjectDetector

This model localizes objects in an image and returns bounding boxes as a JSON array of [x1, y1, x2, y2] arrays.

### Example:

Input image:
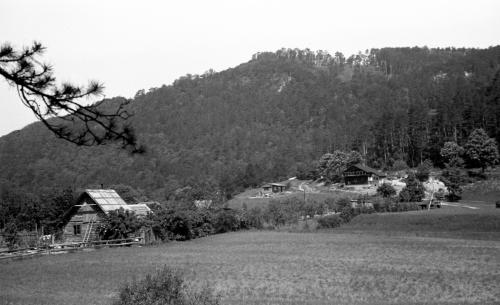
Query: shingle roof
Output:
[[345, 164, 386, 177]]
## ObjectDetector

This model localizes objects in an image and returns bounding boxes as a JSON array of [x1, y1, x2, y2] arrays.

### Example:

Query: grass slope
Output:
[[1, 206, 500, 305], [338, 204, 500, 240], [227, 180, 355, 210]]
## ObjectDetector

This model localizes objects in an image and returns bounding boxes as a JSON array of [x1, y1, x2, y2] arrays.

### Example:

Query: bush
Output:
[[99, 208, 142, 240], [398, 188, 412, 202], [114, 266, 220, 305], [372, 197, 388, 212], [214, 210, 240, 233], [336, 197, 351, 210], [316, 215, 342, 229], [396, 202, 419, 212], [167, 211, 194, 240], [324, 198, 337, 212], [377, 183, 396, 197], [264, 201, 287, 227], [264, 200, 299, 227], [245, 207, 264, 229], [359, 206, 375, 214], [339, 206, 354, 223], [4, 222, 20, 249], [399, 173, 425, 202]]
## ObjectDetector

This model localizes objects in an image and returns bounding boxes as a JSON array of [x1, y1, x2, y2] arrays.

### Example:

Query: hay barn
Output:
[[62, 189, 151, 243]]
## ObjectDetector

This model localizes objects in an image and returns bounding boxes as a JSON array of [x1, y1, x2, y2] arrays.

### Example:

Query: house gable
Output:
[[62, 189, 131, 243]]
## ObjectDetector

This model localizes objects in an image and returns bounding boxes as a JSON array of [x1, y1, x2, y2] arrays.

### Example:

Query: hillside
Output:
[[1, 47, 500, 200]]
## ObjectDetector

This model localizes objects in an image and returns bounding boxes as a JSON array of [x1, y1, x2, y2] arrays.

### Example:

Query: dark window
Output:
[[73, 225, 81, 235]]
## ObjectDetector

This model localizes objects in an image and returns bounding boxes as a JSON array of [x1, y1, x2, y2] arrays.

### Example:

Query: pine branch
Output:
[[0, 41, 144, 153]]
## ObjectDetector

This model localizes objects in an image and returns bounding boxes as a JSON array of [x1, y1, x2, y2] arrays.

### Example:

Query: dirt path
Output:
[[441, 202, 479, 209]]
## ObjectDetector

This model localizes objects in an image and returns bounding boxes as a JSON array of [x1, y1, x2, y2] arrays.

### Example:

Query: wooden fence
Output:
[[0, 237, 143, 262]]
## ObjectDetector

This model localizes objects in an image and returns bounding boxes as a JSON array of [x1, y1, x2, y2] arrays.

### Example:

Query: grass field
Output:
[[227, 178, 356, 210], [337, 201, 500, 240], [228, 188, 355, 210], [1, 205, 499, 305]]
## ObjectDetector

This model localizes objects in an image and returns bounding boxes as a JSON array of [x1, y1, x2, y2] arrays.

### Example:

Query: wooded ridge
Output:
[[1, 46, 500, 200]]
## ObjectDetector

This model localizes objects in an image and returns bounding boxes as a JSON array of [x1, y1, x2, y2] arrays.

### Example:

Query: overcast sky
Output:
[[1, 0, 499, 136]]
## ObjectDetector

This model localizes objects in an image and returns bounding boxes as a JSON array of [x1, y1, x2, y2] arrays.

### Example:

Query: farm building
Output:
[[62, 189, 151, 243], [262, 183, 286, 193], [343, 164, 386, 185]]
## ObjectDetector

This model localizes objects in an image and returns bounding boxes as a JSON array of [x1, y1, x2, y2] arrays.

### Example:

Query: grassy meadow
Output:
[[1, 204, 500, 305], [337, 201, 500, 240], [227, 183, 356, 210]]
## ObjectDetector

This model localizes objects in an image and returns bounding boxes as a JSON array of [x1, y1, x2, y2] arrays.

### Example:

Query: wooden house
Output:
[[343, 164, 386, 186], [262, 183, 286, 193], [271, 183, 286, 193], [62, 189, 151, 243], [262, 184, 272, 192]]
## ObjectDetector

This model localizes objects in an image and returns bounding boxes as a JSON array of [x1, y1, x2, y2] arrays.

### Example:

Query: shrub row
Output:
[[146, 206, 248, 241], [105, 196, 422, 243], [316, 198, 420, 229]]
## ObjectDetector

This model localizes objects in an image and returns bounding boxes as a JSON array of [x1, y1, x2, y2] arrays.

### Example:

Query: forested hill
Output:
[[1, 47, 500, 200]]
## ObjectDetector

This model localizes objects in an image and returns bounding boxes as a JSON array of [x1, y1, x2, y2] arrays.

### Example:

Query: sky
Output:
[[0, 0, 499, 136]]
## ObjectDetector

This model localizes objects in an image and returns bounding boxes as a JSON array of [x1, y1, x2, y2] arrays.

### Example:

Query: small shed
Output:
[[271, 183, 286, 193], [62, 189, 151, 243], [343, 164, 386, 185], [262, 183, 286, 193]]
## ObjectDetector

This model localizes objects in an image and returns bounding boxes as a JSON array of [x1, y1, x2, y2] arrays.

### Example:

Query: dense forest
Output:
[[1, 46, 500, 202]]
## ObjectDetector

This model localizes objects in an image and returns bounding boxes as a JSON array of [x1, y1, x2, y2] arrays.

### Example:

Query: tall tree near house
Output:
[[464, 128, 499, 172], [317, 151, 348, 183], [0, 41, 142, 153], [440, 141, 464, 167], [440, 167, 463, 202], [347, 150, 364, 165], [407, 102, 428, 167], [399, 173, 425, 203]]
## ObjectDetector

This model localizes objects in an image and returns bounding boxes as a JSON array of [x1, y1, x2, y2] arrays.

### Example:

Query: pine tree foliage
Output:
[[0, 41, 142, 152]]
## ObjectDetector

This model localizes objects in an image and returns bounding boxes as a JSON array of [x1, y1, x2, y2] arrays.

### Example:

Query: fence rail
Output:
[[0, 237, 143, 262]]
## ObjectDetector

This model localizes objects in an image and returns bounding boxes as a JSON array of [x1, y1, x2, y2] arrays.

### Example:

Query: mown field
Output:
[[1, 205, 500, 305], [337, 201, 500, 240]]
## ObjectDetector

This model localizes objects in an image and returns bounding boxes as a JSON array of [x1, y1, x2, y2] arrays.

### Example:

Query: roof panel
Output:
[[127, 204, 152, 216], [85, 189, 129, 213]]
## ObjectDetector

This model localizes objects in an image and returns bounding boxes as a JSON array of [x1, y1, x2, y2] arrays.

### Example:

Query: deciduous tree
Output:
[[464, 129, 499, 172]]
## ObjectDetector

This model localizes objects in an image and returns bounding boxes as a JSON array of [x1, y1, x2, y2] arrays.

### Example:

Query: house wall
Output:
[[63, 200, 106, 243], [345, 175, 369, 185]]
